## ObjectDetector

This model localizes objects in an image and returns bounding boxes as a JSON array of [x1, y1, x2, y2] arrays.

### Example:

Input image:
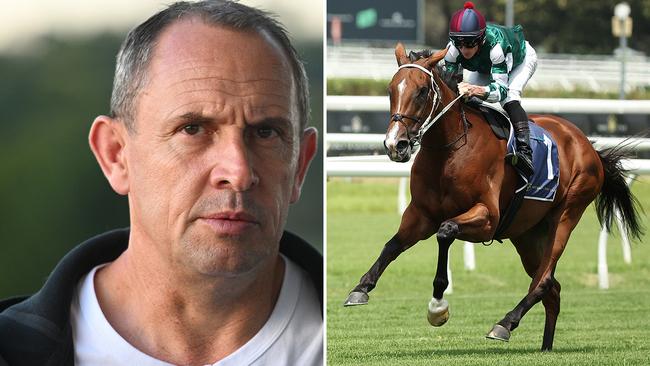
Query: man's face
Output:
[[123, 19, 309, 277], [459, 44, 479, 59]]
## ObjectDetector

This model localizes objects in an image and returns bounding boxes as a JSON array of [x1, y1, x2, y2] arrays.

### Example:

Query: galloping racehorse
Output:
[[343, 44, 643, 351]]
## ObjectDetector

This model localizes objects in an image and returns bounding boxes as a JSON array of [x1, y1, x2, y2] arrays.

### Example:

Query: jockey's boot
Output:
[[504, 101, 534, 180], [511, 120, 534, 179]]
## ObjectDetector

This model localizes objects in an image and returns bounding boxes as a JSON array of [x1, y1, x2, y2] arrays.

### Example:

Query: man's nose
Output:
[[208, 132, 259, 191]]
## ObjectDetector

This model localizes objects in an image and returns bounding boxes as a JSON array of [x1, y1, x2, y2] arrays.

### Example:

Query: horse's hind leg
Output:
[[344, 203, 438, 306], [541, 275, 561, 351], [492, 219, 562, 351], [488, 272, 561, 351], [488, 200, 589, 351]]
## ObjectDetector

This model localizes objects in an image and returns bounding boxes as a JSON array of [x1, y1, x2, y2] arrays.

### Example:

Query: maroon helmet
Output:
[[449, 2, 486, 48]]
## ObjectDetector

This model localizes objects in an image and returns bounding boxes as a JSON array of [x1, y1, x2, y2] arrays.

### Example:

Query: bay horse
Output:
[[343, 44, 644, 351]]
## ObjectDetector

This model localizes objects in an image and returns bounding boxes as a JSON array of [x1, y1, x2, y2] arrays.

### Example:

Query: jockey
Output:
[[443, 1, 537, 180]]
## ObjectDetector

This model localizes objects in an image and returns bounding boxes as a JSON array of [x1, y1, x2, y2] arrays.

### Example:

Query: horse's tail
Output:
[[595, 144, 644, 241]]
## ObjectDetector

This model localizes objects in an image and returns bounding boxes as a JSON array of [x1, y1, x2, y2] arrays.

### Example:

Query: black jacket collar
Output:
[[0, 228, 322, 366]]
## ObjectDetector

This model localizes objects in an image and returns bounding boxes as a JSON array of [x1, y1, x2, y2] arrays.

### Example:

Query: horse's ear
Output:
[[424, 48, 448, 70], [395, 42, 409, 66]]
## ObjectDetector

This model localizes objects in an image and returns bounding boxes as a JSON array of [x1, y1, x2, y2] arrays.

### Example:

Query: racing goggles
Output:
[[450, 32, 484, 48], [453, 38, 479, 48]]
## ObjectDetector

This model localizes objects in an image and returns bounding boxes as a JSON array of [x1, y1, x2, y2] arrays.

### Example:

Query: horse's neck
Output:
[[420, 94, 502, 163], [421, 87, 465, 149]]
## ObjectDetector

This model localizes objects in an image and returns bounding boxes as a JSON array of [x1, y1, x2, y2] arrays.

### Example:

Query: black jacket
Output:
[[0, 228, 322, 366]]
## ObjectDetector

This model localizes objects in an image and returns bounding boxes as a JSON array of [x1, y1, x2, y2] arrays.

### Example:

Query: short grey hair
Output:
[[110, 0, 309, 132]]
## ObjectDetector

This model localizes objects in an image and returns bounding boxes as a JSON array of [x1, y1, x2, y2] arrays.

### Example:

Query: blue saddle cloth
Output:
[[507, 122, 560, 201]]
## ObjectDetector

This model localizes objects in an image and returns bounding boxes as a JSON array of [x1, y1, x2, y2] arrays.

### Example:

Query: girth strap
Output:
[[492, 168, 531, 240]]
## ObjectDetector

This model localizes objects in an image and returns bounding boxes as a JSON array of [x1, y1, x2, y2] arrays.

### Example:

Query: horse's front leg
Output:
[[344, 203, 438, 306], [429, 203, 494, 326]]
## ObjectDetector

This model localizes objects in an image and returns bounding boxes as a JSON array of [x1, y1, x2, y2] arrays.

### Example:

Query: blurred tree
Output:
[[0, 34, 127, 298]]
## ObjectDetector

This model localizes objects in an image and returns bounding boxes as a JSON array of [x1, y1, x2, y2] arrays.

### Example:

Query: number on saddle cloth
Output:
[[507, 123, 560, 201]]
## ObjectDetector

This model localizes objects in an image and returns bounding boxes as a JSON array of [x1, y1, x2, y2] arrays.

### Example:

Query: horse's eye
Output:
[[417, 87, 428, 99]]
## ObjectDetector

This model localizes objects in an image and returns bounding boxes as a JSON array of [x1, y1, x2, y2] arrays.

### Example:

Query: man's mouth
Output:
[[198, 211, 259, 235]]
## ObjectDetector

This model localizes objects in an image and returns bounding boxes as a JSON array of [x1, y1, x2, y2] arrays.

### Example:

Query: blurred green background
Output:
[[0, 1, 323, 299], [422, 0, 650, 54]]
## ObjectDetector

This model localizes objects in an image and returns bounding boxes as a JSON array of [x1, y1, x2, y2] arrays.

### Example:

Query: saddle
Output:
[[465, 97, 511, 140]]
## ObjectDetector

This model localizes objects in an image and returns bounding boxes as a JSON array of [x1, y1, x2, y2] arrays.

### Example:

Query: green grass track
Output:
[[327, 177, 650, 366]]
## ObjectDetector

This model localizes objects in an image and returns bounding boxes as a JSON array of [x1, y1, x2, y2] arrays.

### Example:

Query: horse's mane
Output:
[[407, 49, 459, 94]]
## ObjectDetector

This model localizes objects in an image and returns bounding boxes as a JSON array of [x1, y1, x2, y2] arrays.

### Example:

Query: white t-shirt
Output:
[[70, 255, 322, 366]]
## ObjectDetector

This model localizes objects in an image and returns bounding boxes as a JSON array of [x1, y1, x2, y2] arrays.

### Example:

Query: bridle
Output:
[[391, 63, 465, 148]]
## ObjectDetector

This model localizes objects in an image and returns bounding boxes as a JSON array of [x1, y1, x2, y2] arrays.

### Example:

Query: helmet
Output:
[[449, 2, 486, 48]]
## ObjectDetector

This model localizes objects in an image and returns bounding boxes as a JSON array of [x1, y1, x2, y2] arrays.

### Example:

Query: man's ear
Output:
[[290, 127, 318, 203], [88, 116, 129, 195]]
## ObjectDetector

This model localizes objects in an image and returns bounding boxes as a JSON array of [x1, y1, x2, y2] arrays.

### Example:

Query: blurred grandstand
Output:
[[328, 45, 650, 93]]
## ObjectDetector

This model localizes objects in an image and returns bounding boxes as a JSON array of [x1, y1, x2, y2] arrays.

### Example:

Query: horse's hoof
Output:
[[427, 298, 449, 326], [343, 291, 369, 306], [486, 324, 511, 342]]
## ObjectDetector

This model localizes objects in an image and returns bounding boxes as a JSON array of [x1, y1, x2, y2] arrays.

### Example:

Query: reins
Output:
[[394, 63, 465, 148], [439, 107, 469, 150]]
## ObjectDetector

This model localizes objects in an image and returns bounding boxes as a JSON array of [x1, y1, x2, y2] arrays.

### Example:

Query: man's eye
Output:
[[182, 124, 201, 135], [256, 126, 278, 139]]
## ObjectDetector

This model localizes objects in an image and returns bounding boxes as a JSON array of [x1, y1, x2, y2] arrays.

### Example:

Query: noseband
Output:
[[392, 63, 464, 147]]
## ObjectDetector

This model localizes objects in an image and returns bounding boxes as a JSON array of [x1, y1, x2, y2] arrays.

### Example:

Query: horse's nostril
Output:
[[396, 140, 409, 153]]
